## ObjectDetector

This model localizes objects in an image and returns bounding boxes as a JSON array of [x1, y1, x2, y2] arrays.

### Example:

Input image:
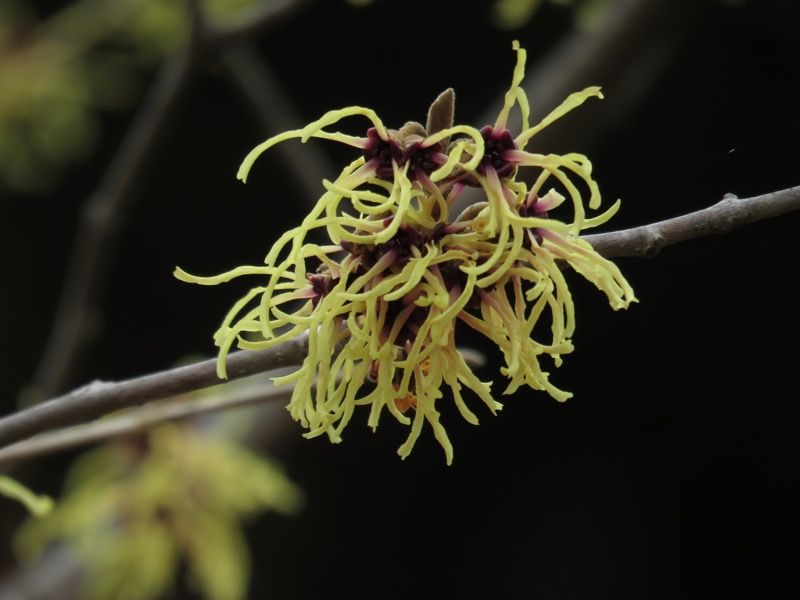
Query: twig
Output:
[[0, 334, 308, 452], [582, 187, 800, 259], [0, 379, 290, 467], [0, 347, 487, 466], [2, 186, 799, 456]]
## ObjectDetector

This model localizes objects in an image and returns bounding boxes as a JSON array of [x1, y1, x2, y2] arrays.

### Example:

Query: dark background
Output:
[[1, 0, 799, 598]]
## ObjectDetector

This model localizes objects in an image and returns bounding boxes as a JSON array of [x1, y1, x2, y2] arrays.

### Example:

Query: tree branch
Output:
[[2, 185, 798, 458], [0, 347, 487, 467], [0, 334, 308, 452], [582, 187, 800, 258], [0, 379, 291, 467]]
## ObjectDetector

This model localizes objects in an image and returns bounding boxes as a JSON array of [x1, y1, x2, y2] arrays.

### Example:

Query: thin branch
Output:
[[2, 186, 798, 457], [582, 187, 800, 259], [0, 347, 487, 466], [0, 379, 291, 467], [0, 334, 308, 452]]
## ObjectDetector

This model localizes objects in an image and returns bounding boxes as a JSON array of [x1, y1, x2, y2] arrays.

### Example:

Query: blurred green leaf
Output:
[[15, 423, 303, 600]]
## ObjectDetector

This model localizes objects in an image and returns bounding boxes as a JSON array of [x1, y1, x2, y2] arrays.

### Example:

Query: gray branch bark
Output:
[[0, 334, 308, 452], [583, 187, 800, 258]]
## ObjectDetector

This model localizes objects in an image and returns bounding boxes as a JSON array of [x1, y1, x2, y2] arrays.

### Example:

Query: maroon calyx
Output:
[[476, 126, 517, 178]]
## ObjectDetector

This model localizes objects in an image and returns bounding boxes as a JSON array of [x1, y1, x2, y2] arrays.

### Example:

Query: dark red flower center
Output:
[[362, 128, 446, 182], [363, 128, 402, 179], [476, 126, 517, 178], [308, 271, 336, 307]]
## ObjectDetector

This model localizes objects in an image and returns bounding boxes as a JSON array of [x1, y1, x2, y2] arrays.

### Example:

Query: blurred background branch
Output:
[[27, 40, 199, 403], [24, 0, 320, 404]]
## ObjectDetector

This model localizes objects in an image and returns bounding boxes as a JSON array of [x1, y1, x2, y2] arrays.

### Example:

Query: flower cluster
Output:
[[176, 41, 636, 464]]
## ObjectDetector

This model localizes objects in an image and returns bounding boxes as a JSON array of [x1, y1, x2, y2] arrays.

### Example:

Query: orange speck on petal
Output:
[[394, 392, 417, 413]]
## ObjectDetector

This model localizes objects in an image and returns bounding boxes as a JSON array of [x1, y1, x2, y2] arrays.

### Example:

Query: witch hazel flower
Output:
[[176, 41, 636, 464]]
